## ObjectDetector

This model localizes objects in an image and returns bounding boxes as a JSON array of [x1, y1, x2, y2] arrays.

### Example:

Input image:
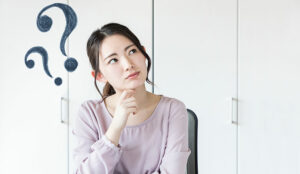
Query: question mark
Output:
[[24, 3, 78, 86], [25, 46, 62, 85]]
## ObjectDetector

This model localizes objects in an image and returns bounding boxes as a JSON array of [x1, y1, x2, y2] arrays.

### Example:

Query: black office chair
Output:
[[186, 109, 198, 174]]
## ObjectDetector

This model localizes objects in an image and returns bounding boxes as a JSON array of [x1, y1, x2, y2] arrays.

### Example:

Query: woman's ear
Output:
[[141, 45, 146, 52], [91, 70, 107, 83]]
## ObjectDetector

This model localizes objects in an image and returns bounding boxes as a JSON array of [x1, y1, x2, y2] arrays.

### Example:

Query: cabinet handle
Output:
[[230, 97, 237, 124], [60, 97, 67, 123]]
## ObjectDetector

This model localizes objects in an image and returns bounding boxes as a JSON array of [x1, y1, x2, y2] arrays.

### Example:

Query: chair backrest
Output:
[[186, 109, 198, 174]]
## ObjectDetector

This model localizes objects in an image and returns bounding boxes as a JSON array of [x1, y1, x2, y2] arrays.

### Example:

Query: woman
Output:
[[72, 22, 191, 174]]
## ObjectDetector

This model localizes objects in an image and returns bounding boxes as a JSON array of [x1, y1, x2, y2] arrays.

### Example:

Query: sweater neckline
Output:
[[101, 95, 164, 128]]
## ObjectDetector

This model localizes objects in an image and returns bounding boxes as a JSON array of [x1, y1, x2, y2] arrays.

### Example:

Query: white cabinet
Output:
[[154, 0, 238, 173], [68, 0, 153, 173], [155, 0, 300, 174], [0, 1, 69, 174], [238, 0, 300, 173]]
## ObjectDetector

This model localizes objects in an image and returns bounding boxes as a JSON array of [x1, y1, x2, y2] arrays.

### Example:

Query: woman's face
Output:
[[97, 34, 147, 91]]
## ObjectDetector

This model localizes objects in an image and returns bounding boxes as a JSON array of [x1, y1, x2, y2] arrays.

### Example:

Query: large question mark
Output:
[[25, 3, 78, 86]]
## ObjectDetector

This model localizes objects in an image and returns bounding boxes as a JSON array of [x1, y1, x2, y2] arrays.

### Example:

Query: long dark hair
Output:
[[86, 23, 154, 101]]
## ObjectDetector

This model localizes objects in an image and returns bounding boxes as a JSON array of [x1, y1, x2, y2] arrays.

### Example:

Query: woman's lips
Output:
[[127, 72, 139, 79]]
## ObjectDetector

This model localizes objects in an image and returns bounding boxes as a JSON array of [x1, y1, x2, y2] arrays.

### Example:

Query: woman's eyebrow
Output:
[[104, 44, 135, 60]]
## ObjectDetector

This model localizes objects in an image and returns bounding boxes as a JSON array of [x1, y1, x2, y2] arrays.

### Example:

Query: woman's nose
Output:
[[121, 56, 134, 71]]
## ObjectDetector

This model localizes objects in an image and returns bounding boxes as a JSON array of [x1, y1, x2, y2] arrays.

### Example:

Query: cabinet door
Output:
[[154, 0, 238, 173], [68, 0, 152, 173], [239, 0, 300, 173], [0, 1, 69, 174]]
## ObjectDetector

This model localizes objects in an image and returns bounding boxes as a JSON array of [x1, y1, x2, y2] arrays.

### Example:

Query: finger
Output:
[[126, 90, 136, 98], [119, 91, 131, 104], [120, 89, 135, 101], [125, 101, 137, 109], [123, 96, 136, 103], [119, 90, 129, 101]]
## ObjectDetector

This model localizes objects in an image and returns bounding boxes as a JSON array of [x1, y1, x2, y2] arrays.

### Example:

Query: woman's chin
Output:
[[126, 82, 144, 90]]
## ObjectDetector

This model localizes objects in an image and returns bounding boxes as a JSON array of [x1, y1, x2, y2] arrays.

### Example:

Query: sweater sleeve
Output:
[[72, 102, 123, 174], [158, 100, 191, 174]]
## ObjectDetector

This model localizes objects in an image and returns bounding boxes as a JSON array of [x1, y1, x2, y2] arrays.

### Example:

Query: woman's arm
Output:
[[72, 102, 123, 174], [156, 99, 191, 174], [73, 90, 136, 174]]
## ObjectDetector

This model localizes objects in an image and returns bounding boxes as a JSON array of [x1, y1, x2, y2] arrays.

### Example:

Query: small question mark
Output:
[[25, 3, 78, 86], [25, 46, 62, 85]]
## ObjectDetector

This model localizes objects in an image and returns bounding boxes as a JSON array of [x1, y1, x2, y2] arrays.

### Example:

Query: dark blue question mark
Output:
[[25, 3, 78, 86]]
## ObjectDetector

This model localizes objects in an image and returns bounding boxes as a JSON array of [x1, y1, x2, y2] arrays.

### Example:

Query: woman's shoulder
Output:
[[160, 94, 186, 108], [159, 95, 188, 121], [79, 99, 104, 110], [76, 99, 105, 120], [74, 99, 105, 128]]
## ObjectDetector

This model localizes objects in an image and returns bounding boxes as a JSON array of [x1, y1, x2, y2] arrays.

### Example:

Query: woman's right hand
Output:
[[111, 89, 137, 130]]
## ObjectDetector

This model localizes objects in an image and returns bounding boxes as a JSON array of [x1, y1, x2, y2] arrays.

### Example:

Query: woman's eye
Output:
[[108, 58, 118, 64], [129, 49, 137, 55]]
